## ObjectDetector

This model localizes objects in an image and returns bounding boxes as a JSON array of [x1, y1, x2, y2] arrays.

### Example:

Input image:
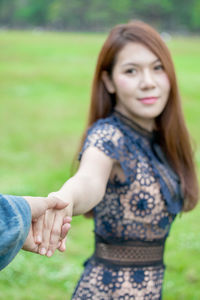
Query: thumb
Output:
[[46, 196, 68, 210]]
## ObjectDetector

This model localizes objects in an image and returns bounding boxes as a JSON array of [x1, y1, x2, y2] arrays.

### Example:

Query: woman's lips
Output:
[[138, 97, 158, 104]]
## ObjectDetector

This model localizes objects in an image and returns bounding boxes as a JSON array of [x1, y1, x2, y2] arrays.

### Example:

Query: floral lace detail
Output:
[[135, 161, 156, 186], [72, 259, 164, 299], [130, 190, 155, 218], [73, 112, 183, 299]]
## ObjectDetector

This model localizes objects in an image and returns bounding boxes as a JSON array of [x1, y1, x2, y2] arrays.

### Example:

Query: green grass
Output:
[[0, 31, 199, 300]]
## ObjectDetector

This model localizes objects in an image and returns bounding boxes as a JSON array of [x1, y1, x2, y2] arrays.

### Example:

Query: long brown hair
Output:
[[80, 20, 199, 212]]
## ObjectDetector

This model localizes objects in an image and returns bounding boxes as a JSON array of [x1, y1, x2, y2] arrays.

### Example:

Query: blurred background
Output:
[[0, 1, 200, 299], [0, 0, 200, 33]]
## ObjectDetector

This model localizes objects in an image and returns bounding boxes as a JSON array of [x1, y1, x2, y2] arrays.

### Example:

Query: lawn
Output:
[[0, 30, 199, 300]]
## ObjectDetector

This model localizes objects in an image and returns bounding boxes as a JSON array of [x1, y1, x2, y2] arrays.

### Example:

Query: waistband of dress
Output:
[[94, 240, 165, 267]]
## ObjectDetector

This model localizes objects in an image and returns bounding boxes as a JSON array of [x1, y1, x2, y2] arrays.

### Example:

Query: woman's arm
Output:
[[33, 146, 114, 257], [55, 146, 114, 215]]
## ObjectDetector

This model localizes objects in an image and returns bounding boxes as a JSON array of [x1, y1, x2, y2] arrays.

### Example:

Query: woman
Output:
[[35, 21, 199, 299]]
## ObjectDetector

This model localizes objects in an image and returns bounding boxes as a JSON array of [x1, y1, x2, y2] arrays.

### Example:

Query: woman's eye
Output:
[[154, 64, 164, 71], [125, 68, 137, 74]]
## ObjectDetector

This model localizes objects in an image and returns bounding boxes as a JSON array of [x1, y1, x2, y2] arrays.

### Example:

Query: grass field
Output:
[[0, 30, 199, 300]]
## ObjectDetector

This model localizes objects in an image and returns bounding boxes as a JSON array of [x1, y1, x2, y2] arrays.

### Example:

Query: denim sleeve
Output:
[[0, 194, 31, 271]]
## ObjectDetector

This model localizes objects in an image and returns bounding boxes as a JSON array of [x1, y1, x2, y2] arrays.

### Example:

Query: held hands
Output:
[[22, 196, 72, 256]]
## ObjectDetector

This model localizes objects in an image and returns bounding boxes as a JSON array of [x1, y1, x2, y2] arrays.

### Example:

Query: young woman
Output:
[[35, 21, 199, 299]]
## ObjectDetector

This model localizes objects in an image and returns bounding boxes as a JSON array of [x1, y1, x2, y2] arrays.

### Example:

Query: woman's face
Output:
[[103, 42, 170, 131]]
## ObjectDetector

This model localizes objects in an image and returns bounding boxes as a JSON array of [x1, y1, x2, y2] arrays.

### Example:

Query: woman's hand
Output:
[[21, 195, 71, 255], [32, 197, 73, 257], [23, 214, 71, 255]]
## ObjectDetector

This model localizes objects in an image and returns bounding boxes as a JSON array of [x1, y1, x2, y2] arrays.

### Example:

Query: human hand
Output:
[[22, 196, 71, 255], [22, 223, 40, 253], [22, 216, 71, 253], [23, 195, 68, 220], [32, 194, 73, 257], [33, 211, 72, 256]]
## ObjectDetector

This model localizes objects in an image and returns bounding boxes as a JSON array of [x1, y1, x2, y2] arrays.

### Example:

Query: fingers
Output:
[[60, 222, 71, 239], [45, 211, 65, 257], [31, 209, 72, 257], [57, 217, 72, 252], [56, 217, 72, 252], [22, 224, 39, 253], [58, 238, 66, 252], [38, 209, 55, 256], [46, 212, 72, 255], [64, 216, 72, 223], [32, 215, 44, 245]]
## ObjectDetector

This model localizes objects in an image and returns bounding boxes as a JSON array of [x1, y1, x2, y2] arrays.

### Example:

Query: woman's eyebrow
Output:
[[121, 59, 161, 67]]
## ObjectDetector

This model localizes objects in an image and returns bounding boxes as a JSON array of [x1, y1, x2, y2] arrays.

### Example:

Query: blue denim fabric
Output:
[[0, 194, 31, 271]]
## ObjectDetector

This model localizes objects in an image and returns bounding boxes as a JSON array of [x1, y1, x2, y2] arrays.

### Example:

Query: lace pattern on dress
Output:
[[72, 259, 164, 300], [73, 112, 183, 299]]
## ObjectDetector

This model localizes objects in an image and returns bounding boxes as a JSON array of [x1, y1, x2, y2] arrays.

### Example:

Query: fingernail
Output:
[[46, 250, 52, 257], [36, 236, 42, 243], [40, 248, 46, 255], [61, 245, 66, 252], [64, 216, 72, 222]]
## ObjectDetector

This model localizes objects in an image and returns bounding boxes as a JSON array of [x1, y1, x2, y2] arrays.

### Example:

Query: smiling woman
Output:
[[102, 42, 170, 131], [32, 21, 199, 300]]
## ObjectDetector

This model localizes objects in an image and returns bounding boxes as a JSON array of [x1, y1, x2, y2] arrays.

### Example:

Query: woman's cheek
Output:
[[158, 73, 171, 91], [115, 75, 134, 91]]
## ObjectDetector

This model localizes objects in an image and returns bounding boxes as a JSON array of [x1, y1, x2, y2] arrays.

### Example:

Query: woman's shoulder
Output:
[[87, 115, 123, 137], [80, 115, 125, 161]]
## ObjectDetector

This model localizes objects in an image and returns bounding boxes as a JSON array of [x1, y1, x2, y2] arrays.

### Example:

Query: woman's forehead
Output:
[[115, 42, 159, 67]]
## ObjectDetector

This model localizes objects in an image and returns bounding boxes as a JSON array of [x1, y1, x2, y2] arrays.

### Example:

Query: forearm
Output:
[[37, 148, 113, 255], [50, 147, 113, 217], [53, 175, 106, 216]]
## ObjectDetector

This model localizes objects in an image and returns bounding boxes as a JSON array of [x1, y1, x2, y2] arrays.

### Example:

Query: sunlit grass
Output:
[[0, 31, 199, 299]]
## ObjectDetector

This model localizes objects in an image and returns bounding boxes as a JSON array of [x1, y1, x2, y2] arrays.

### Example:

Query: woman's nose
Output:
[[139, 70, 156, 90]]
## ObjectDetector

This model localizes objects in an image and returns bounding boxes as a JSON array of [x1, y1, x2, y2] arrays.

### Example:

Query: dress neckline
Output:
[[113, 110, 157, 142]]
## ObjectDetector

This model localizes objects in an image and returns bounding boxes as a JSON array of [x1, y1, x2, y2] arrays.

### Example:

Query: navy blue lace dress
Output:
[[72, 111, 183, 300]]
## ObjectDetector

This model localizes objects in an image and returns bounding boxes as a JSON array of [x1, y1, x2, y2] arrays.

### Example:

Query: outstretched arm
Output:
[[55, 146, 113, 213], [34, 146, 114, 256]]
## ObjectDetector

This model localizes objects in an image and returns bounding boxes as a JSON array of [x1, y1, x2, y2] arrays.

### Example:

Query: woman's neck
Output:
[[114, 107, 155, 132]]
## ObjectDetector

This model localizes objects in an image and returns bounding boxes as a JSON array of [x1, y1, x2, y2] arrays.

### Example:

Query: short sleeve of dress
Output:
[[79, 119, 124, 162]]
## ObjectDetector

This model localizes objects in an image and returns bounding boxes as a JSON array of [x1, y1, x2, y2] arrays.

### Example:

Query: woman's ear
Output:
[[102, 71, 115, 94]]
